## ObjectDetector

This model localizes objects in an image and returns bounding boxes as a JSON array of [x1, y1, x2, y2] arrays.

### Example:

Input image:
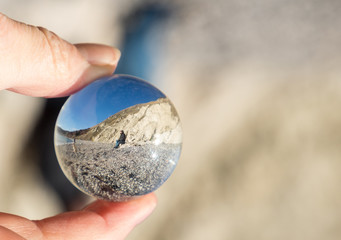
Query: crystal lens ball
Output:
[[54, 74, 182, 201]]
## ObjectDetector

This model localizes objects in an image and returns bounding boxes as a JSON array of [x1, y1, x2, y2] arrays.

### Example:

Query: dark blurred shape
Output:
[[34, 98, 85, 210], [116, 1, 173, 81]]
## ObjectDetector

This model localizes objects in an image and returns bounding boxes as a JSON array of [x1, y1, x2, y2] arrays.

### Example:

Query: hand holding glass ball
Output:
[[54, 74, 182, 201], [0, 12, 161, 239]]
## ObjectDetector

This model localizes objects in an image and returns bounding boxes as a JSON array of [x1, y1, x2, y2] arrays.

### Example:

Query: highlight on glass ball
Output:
[[54, 74, 182, 201]]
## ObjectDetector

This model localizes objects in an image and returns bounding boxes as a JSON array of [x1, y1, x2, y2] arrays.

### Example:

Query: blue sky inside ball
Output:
[[57, 75, 166, 131]]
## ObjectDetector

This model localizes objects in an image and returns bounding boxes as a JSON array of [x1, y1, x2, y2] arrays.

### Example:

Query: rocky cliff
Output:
[[58, 98, 182, 145]]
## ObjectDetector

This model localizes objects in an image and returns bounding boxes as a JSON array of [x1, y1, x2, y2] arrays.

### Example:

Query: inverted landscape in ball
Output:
[[54, 74, 182, 201]]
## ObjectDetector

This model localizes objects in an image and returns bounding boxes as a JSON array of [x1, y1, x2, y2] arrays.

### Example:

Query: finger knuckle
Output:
[[0, 13, 11, 39], [37, 26, 75, 81]]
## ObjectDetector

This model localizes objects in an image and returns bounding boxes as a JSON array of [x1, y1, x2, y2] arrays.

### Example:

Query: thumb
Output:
[[0, 13, 121, 97]]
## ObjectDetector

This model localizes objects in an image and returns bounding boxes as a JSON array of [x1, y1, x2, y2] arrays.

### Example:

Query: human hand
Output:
[[0, 194, 156, 240], [0, 12, 121, 97], [0, 13, 157, 239]]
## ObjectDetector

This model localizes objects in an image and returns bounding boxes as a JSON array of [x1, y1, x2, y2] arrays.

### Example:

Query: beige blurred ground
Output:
[[1, 1, 341, 239]]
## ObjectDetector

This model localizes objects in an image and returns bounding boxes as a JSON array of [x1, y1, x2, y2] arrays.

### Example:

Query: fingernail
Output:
[[76, 43, 121, 66], [82, 64, 116, 85]]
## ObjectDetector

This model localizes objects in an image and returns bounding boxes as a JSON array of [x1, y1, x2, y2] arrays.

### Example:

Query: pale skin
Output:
[[0, 13, 157, 240]]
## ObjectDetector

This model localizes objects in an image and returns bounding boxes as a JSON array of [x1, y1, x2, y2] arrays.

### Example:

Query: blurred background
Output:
[[1, 0, 341, 239]]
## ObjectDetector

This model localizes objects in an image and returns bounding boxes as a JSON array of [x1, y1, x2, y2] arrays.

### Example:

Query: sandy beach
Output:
[[55, 140, 181, 201]]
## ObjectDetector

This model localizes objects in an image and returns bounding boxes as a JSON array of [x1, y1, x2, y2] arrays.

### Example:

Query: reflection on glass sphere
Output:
[[54, 74, 182, 201]]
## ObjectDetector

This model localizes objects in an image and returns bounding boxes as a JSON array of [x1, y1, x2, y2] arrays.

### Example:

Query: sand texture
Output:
[[56, 140, 181, 201]]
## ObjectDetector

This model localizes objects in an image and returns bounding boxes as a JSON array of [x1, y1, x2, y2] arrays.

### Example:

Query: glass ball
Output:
[[54, 74, 182, 201]]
